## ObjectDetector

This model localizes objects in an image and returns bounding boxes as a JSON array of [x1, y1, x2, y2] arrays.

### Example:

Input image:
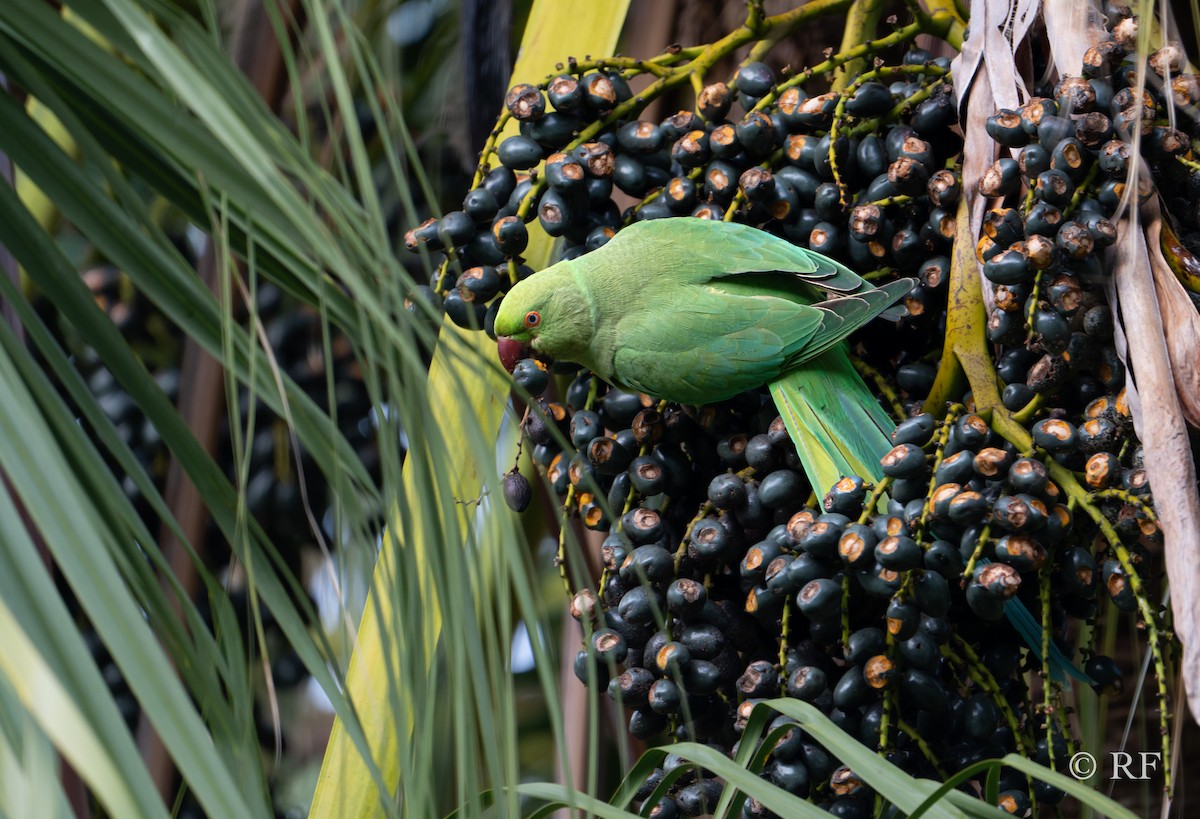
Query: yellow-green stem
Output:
[[832, 0, 887, 92], [907, 0, 966, 48], [752, 21, 927, 111], [1041, 566, 1057, 771], [915, 405, 962, 540], [1011, 393, 1043, 424], [896, 718, 950, 778], [921, 196, 1003, 416], [945, 639, 1030, 757]]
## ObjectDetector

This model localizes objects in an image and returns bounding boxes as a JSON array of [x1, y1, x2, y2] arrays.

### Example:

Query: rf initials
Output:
[[1110, 752, 1161, 780]]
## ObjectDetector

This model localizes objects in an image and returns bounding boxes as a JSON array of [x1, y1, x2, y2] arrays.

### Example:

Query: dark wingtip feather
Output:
[[872, 278, 917, 321], [823, 278, 913, 320], [793, 278, 917, 363]]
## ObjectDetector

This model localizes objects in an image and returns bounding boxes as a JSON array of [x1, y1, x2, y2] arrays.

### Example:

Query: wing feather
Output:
[[611, 292, 824, 404], [608, 218, 875, 295], [783, 278, 915, 368], [592, 221, 914, 405]]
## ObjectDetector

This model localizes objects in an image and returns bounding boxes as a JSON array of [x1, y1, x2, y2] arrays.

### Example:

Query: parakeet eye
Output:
[[524, 311, 541, 328]]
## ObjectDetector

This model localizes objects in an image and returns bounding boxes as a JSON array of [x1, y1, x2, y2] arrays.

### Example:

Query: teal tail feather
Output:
[[1000, 577, 1096, 685], [772, 349, 1093, 686]]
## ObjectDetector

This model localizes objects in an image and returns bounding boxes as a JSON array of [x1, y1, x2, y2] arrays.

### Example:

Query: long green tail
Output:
[[770, 349, 1093, 685], [769, 347, 891, 494]]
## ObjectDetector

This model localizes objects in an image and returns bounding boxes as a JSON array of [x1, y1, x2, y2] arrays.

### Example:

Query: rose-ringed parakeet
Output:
[[495, 216, 1089, 683], [496, 217, 908, 494]]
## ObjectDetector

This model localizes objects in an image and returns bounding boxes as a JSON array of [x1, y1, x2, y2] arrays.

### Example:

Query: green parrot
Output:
[[495, 216, 1092, 685], [495, 216, 910, 495]]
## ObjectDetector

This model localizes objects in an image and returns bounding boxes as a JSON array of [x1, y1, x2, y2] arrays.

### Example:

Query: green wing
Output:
[[779, 278, 913, 370], [609, 277, 914, 406], [611, 293, 826, 405], [609, 218, 876, 296]]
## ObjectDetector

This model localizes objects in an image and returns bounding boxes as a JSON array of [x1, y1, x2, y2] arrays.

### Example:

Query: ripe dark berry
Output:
[[1085, 654, 1123, 694], [443, 288, 486, 329], [758, 468, 805, 509], [891, 414, 936, 447], [588, 436, 634, 476], [986, 109, 1027, 146], [837, 523, 877, 569], [994, 534, 1046, 572], [608, 666, 654, 708], [707, 472, 747, 509], [979, 158, 1021, 197], [875, 535, 921, 571], [824, 475, 867, 516], [924, 539, 963, 578], [590, 628, 628, 666], [1031, 418, 1078, 452], [581, 73, 617, 111], [621, 507, 664, 544], [491, 215, 529, 256], [504, 83, 545, 121], [617, 586, 662, 626], [497, 135, 543, 170], [846, 81, 893, 117], [511, 358, 549, 396], [733, 61, 774, 97], [629, 708, 668, 740], [502, 471, 532, 512], [992, 494, 1049, 532], [885, 598, 921, 640], [935, 450, 976, 486], [796, 578, 842, 620], [403, 217, 442, 253], [912, 571, 951, 617], [689, 517, 731, 564]]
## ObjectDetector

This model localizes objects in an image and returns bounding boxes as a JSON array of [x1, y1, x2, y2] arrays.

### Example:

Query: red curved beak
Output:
[[497, 336, 529, 373]]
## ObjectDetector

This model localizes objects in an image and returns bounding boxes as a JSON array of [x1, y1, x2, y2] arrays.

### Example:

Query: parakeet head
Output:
[[493, 272, 553, 344], [494, 263, 591, 363]]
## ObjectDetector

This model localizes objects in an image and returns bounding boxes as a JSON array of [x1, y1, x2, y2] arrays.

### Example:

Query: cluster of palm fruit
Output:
[[973, 17, 1191, 544], [537, 392, 1143, 816], [498, 378, 1154, 816], [402, 3, 1186, 815], [980, 38, 1185, 402]]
